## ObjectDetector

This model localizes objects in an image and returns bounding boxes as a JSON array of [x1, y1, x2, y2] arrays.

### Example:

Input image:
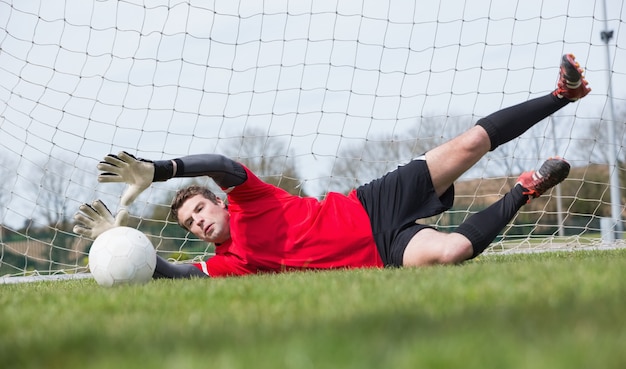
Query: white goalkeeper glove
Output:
[[73, 200, 129, 239], [97, 151, 155, 207]]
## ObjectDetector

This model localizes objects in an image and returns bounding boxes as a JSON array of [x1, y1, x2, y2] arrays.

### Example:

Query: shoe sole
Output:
[[561, 54, 582, 88], [536, 158, 570, 190]]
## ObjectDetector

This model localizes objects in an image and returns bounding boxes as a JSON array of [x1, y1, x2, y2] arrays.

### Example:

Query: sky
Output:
[[0, 0, 625, 229]]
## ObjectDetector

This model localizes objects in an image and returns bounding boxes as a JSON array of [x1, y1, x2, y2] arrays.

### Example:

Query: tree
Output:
[[582, 107, 626, 165], [36, 158, 71, 229], [0, 153, 13, 231], [28, 155, 91, 268], [581, 108, 626, 212], [219, 127, 307, 196], [329, 115, 458, 194]]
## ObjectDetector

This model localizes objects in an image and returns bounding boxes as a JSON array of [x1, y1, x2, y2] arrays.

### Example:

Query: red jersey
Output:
[[199, 166, 383, 277]]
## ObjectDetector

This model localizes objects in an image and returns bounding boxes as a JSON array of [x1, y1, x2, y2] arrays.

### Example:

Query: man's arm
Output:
[[98, 152, 247, 207], [152, 256, 209, 279], [158, 154, 247, 188]]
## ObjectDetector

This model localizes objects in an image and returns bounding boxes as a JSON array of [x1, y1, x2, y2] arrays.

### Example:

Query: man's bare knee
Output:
[[403, 230, 473, 267], [439, 241, 473, 264]]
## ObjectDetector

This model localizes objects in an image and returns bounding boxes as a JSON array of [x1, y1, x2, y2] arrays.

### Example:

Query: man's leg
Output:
[[426, 54, 590, 197], [403, 158, 571, 266]]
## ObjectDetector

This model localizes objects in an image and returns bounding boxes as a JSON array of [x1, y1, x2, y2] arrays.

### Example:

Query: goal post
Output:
[[1, 0, 625, 279]]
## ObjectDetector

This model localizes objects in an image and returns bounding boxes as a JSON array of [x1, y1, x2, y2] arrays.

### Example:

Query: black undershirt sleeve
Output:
[[152, 255, 209, 279], [152, 154, 247, 188]]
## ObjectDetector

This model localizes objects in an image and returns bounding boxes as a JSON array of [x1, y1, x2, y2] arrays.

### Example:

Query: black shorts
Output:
[[356, 157, 454, 267]]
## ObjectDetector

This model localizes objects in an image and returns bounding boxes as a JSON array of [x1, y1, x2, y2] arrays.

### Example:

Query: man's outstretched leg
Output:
[[475, 54, 591, 152], [454, 157, 571, 259], [403, 157, 571, 266], [426, 54, 590, 197]]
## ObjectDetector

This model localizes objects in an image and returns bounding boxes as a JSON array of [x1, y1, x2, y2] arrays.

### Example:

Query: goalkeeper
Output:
[[74, 54, 590, 278]]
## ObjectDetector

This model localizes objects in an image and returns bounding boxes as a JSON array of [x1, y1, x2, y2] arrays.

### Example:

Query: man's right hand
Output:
[[73, 200, 129, 239], [97, 151, 155, 207]]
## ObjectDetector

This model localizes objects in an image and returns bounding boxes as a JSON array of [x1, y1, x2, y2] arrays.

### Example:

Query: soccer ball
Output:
[[88, 226, 157, 287]]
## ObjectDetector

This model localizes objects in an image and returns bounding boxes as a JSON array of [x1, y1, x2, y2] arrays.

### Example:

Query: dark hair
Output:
[[170, 185, 220, 226]]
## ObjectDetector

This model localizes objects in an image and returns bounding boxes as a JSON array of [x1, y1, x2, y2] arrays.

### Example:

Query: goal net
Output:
[[1, 0, 625, 279]]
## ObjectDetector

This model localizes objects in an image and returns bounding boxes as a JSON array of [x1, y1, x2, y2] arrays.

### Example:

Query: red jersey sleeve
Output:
[[203, 254, 256, 277]]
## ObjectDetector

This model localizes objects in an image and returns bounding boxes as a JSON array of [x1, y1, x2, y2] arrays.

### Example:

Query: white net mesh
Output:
[[1, 0, 625, 278]]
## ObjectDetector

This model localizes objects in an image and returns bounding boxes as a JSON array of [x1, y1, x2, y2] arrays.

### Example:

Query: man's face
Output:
[[177, 194, 230, 244]]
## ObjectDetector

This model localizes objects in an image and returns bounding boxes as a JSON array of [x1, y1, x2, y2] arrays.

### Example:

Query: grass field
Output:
[[2, 249, 626, 369]]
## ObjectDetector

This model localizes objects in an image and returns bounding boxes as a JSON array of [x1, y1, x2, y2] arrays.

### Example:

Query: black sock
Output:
[[477, 93, 568, 151], [454, 185, 528, 259], [152, 255, 209, 279]]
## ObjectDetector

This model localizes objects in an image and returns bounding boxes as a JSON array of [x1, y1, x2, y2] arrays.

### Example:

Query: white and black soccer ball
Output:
[[88, 226, 156, 287]]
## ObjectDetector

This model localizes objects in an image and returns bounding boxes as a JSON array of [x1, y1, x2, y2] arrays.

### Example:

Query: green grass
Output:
[[2, 250, 626, 369]]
